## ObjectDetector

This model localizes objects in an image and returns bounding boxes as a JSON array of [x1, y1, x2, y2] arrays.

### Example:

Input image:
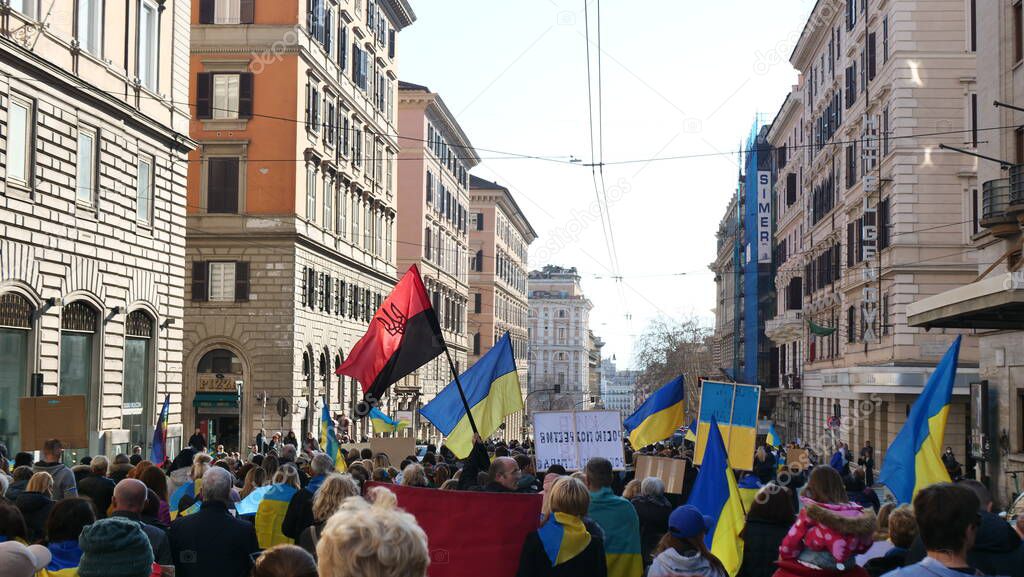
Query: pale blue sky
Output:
[[401, 1, 816, 368]]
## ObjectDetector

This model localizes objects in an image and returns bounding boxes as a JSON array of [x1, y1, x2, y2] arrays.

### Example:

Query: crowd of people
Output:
[[0, 432, 1014, 577]]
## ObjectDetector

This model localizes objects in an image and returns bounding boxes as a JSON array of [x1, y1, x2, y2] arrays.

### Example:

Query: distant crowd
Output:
[[0, 430, 1007, 577]]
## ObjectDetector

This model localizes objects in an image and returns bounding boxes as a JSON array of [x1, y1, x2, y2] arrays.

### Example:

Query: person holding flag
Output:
[[150, 395, 170, 465], [624, 376, 686, 450], [879, 337, 961, 504], [318, 402, 346, 473], [419, 332, 523, 458], [686, 416, 746, 577]]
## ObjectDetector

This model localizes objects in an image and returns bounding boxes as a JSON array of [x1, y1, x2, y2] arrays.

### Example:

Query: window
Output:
[[208, 262, 236, 301], [7, 95, 33, 185], [474, 293, 481, 314], [76, 128, 97, 204], [867, 33, 876, 81], [969, 0, 976, 52], [338, 184, 347, 239], [138, 0, 159, 91], [77, 0, 103, 56], [136, 155, 154, 223], [306, 164, 318, 223], [970, 93, 979, 148], [206, 157, 239, 213], [1017, 1, 1024, 64], [472, 333, 480, 356], [8, 0, 38, 18], [213, 74, 240, 119], [476, 212, 484, 231], [196, 72, 252, 119], [198, 0, 254, 24], [60, 301, 97, 401], [198, 348, 242, 374], [0, 293, 32, 453], [883, 15, 889, 62], [323, 174, 333, 233], [424, 227, 432, 261], [473, 250, 483, 272], [971, 188, 980, 235], [123, 311, 153, 448]]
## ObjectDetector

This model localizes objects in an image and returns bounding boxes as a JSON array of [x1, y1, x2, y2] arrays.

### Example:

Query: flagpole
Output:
[[442, 342, 479, 436]]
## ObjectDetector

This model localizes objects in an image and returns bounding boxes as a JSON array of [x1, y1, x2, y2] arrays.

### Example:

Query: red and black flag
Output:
[[337, 265, 445, 401]]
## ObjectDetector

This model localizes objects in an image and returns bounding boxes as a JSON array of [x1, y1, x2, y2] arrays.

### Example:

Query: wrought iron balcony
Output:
[[982, 178, 1017, 237], [1009, 164, 1024, 209]]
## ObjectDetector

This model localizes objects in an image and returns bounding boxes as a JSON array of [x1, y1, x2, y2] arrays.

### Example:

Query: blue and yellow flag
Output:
[[684, 418, 698, 442], [737, 474, 761, 514], [255, 483, 299, 548], [169, 479, 195, 520], [370, 406, 410, 434], [624, 376, 686, 449], [419, 332, 523, 458], [687, 416, 746, 577], [320, 401, 347, 472], [880, 336, 961, 504], [538, 512, 591, 566], [150, 394, 170, 464], [766, 422, 780, 448]]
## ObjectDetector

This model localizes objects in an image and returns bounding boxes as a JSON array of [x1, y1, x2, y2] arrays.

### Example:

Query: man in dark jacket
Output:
[[32, 438, 77, 500], [77, 456, 115, 518], [515, 455, 541, 493], [482, 457, 522, 492], [187, 428, 206, 452], [282, 452, 333, 540], [110, 479, 172, 566], [4, 466, 31, 501], [168, 467, 259, 577], [904, 479, 1024, 577]]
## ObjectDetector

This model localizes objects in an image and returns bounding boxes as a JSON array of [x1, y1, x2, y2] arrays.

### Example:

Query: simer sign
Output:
[[757, 171, 772, 264]]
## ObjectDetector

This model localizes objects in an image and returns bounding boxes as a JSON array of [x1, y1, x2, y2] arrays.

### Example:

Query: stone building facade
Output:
[[527, 266, 593, 413], [0, 0, 193, 456], [467, 175, 535, 439], [184, 0, 415, 451]]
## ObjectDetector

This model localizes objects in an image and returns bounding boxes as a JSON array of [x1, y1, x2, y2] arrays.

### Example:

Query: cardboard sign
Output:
[[694, 380, 761, 471], [786, 448, 810, 470], [634, 455, 687, 494], [19, 395, 89, 450], [370, 436, 417, 465], [533, 410, 626, 471]]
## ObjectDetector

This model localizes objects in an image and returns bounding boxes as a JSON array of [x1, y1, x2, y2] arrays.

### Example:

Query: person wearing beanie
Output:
[[77, 517, 155, 577], [0, 540, 52, 577]]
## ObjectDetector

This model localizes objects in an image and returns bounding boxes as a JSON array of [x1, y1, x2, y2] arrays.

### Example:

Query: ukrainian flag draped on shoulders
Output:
[[255, 482, 299, 548], [687, 415, 746, 577], [880, 336, 962, 504], [538, 512, 592, 566], [624, 376, 686, 449], [419, 332, 523, 458], [320, 401, 347, 472], [38, 540, 83, 576], [589, 486, 643, 577]]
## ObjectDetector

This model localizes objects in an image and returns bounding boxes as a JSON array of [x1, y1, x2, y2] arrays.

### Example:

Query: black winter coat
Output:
[[78, 473, 116, 518], [516, 529, 608, 577], [282, 486, 315, 540], [14, 491, 53, 542], [631, 495, 672, 565], [738, 518, 793, 577], [168, 501, 259, 577]]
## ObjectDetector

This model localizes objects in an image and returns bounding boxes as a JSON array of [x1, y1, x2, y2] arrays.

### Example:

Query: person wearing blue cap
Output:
[[648, 505, 728, 577]]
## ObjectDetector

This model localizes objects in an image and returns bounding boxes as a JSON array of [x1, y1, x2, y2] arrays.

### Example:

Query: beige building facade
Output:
[[184, 0, 415, 451], [0, 0, 194, 456], [778, 0, 979, 462], [395, 81, 478, 440], [527, 266, 593, 414], [908, 0, 1024, 503], [467, 175, 535, 439]]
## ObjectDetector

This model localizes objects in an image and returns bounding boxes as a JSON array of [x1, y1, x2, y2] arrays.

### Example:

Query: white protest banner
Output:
[[533, 410, 626, 471]]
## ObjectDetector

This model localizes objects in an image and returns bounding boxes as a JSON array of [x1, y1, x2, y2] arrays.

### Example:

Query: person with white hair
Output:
[[316, 487, 429, 577], [631, 476, 673, 568], [282, 452, 336, 541], [168, 467, 259, 577]]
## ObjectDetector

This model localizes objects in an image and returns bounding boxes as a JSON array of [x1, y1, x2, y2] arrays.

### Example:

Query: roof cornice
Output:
[[381, 0, 416, 30], [790, 0, 842, 70]]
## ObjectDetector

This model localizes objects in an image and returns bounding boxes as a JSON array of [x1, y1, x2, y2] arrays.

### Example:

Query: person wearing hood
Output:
[[631, 477, 673, 568], [775, 466, 875, 577], [14, 472, 54, 542], [882, 484, 983, 577], [648, 504, 728, 577], [739, 484, 796, 577], [5, 466, 32, 502], [903, 479, 1024, 577], [516, 476, 607, 577], [32, 439, 77, 501]]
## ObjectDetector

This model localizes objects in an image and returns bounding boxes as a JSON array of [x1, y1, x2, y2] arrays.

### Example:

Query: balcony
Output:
[[764, 310, 803, 344], [1008, 164, 1024, 214], [981, 178, 1017, 237]]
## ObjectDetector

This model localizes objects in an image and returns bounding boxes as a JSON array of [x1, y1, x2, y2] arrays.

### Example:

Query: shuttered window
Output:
[[206, 157, 240, 213]]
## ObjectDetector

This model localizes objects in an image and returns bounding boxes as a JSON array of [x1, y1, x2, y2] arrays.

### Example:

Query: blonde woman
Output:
[[317, 486, 429, 577], [372, 453, 391, 470], [400, 463, 429, 488], [256, 464, 301, 548], [14, 472, 53, 542], [298, 474, 360, 558], [174, 452, 213, 515], [622, 479, 642, 500], [517, 476, 606, 577], [241, 467, 269, 499]]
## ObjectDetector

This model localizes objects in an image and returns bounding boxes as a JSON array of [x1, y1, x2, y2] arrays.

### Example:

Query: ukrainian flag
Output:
[[684, 418, 698, 443], [624, 376, 686, 450], [419, 332, 523, 458], [255, 483, 299, 548], [538, 512, 592, 566], [370, 406, 410, 434], [737, 474, 761, 514], [687, 416, 746, 577], [880, 336, 961, 504], [320, 401, 347, 472], [766, 423, 780, 448], [169, 479, 195, 520]]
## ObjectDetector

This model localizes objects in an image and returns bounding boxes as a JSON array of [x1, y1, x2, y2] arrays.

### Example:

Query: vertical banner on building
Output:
[[693, 380, 761, 470], [861, 114, 881, 343], [757, 171, 772, 263]]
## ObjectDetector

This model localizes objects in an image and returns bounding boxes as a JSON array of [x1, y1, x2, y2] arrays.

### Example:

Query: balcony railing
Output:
[[982, 177, 1018, 237], [1009, 164, 1024, 208]]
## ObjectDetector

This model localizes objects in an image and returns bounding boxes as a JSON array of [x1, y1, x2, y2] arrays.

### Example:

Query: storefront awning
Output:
[[908, 274, 1024, 329], [193, 393, 238, 409]]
